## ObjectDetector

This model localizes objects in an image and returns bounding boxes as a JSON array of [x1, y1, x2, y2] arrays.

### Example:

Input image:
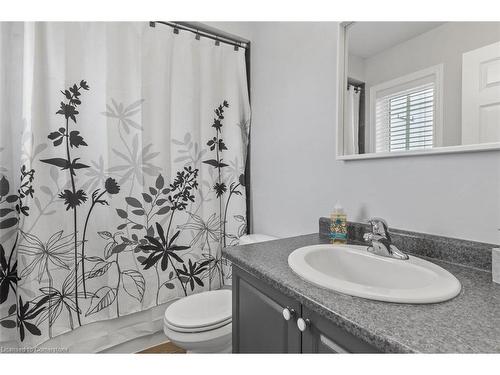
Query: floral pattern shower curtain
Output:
[[0, 22, 250, 347]]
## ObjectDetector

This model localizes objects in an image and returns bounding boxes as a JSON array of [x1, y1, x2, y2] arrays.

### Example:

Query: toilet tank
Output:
[[238, 234, 278, 245]]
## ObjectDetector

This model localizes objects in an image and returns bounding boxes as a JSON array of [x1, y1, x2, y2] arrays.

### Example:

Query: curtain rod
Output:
[[149, 21, 249, 50]]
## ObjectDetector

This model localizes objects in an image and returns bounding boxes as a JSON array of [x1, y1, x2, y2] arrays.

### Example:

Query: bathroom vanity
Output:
[[232, 264, 379, 353], [223, 220, 500, 353]]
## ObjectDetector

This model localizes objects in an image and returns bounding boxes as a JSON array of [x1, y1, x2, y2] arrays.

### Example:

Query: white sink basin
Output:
[[288, 244, 461, 304]]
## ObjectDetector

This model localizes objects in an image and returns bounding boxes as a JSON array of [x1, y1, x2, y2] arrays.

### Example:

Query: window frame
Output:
[[369, 64, 444, 153]]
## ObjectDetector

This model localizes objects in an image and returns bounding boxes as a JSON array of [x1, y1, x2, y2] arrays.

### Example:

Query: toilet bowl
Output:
[[163, 289, 232, 353], [163, 233, 278, 353]]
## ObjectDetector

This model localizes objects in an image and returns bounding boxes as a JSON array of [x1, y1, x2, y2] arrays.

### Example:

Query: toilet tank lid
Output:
[[239, 234, 278, 245]]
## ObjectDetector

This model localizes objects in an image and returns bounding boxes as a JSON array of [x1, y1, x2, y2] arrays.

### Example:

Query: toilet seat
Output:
[[164, 316, 231, 333], [163, 318, 232, 353], [164, 289, 232, 333]]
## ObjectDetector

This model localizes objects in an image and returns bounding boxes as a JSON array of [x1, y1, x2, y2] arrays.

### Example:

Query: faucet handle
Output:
[[367, 217, 389, 236]]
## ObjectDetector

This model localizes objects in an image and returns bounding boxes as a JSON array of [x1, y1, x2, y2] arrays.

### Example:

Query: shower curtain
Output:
[[344, 85, 360, 155], [0, 22, 250, 347]]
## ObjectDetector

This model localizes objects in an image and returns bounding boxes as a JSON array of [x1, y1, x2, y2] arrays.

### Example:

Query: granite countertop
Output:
[[223, 233, 500, 353]]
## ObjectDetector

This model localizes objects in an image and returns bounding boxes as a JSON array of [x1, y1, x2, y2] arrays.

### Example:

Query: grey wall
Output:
[[207, 22, 500, 244]]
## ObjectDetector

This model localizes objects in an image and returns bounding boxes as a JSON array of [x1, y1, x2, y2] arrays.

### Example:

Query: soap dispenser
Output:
[[330, 202, 347, 243]]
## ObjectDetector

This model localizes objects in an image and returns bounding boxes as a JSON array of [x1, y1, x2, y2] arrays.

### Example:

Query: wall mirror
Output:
[[338, 22, 500, 159]]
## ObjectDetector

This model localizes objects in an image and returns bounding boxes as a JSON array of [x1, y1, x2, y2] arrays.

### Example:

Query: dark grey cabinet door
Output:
[[301, 306, 380, 353], [232, 266, 301, 353]]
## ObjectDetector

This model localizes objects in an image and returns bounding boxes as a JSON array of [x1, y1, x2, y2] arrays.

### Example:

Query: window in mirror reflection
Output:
[[372, 65, 441, 152]]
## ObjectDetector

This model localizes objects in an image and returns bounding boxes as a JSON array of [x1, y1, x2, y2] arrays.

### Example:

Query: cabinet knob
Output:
[[296, 317, 310, 332], [282, 307, 296, 321]]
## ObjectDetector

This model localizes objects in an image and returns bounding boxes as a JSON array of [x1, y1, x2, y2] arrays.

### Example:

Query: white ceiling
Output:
[[348, 22, 445, 59]]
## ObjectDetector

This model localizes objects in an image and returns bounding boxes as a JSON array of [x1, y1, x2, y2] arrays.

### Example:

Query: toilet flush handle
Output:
[[282, 307, 296, 321]]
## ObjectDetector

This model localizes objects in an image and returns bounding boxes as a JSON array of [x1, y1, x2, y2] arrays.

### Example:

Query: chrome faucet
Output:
[[363, 217, 409, 260]]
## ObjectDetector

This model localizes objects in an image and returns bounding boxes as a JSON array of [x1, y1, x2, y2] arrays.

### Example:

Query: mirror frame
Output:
[[336, 22, 500, 161]]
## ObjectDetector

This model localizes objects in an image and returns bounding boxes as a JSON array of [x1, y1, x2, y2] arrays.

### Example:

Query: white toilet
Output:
[[163, 233, 278, 353], [238, 234, 279, 245]]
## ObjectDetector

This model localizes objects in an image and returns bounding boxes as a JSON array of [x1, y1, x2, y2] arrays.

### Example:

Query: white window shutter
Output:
[[376, 83, 435, 152]]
